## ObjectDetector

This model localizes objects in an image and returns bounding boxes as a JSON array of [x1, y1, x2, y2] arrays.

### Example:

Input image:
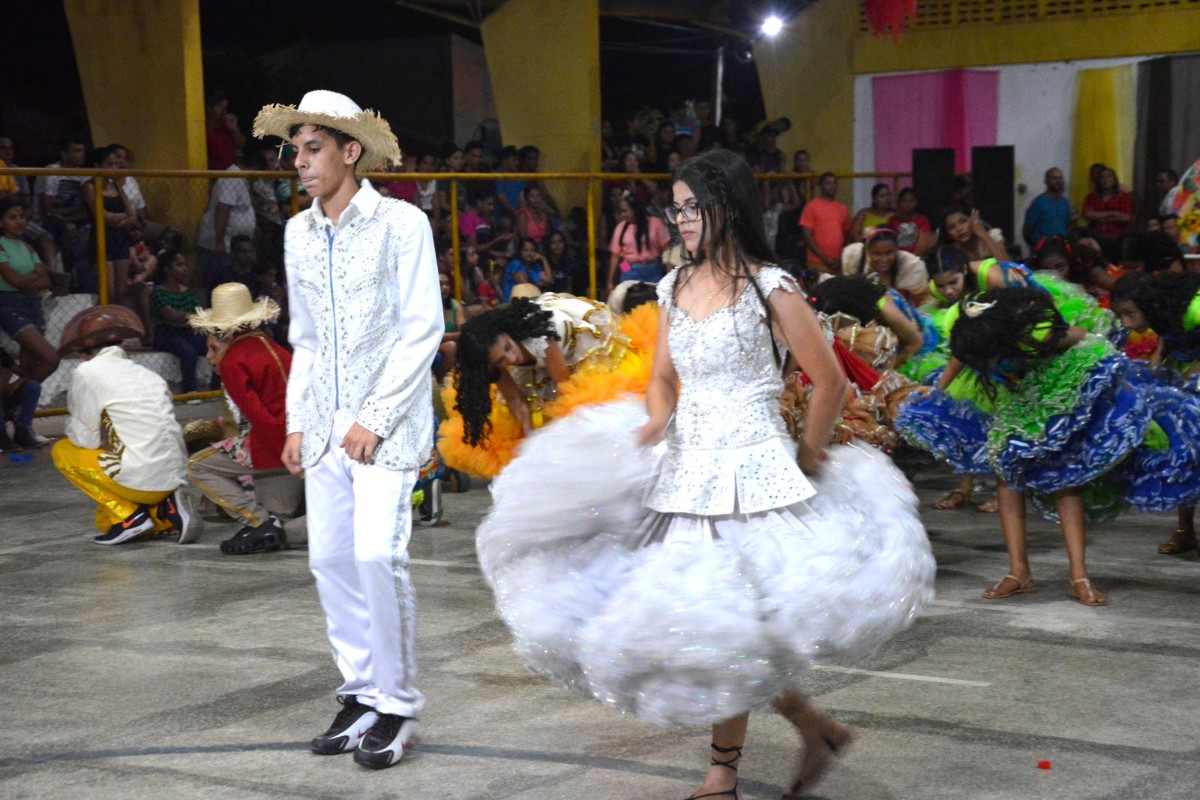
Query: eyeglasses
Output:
[[665, 201, 702, 225]]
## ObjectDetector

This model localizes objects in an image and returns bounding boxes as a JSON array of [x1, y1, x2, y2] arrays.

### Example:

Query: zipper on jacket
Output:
[[326, 227, 339, 408]]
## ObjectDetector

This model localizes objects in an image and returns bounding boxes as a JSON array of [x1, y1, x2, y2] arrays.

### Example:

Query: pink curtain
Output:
[[872, 70, 999, 177]]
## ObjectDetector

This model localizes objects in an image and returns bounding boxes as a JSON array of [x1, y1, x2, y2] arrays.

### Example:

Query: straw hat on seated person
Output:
[[188, 283, 280, 337], [59, 305, 145, 356], [252, 90, 401, 174]]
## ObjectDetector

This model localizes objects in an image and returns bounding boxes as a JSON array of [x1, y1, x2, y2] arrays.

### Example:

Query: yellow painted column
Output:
[[481, 0, 600, 210], [63, 0, 208, 236], [64, 0, 206, 170], [756, 2, 858, 200]]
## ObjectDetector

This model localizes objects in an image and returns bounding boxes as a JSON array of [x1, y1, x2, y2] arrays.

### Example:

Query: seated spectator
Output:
[[228, 234, 259, 294], [187, 283, 302, 555], [648, 121, 676, 173], [52, 305, 198, 544], [840, 227, 930, 306], [519, 145, 561, 217], [37, 138, 89, 279], [1156, 168, 1180, 217], [607, 192, 669, 293], [197, 152, 256, 291], [149, 249, 209, 394], [378, 154, 418, 204], [516, 185, 553, 247], [463, 140, 486, 173], [799, 172, 851, 276], [0, 136, 58, 272], [435, 272, 465, 382], [82, 145, 140, 303], [475, 260, 502, 310], [459, 185, 496, 249], [439, 144, 467, 212], [0, 196, 61, 398], [600, 119, 620, 171], [414, 152, 442, 224], [887, 187, 934, 256], [1, 349, 47, 451], [274, 145, 312, 212], [488, 213, 517, 266], [1083, 167, 1134, 259], [850, 183, 894, 242], [504, 237, 553, 301], [546, 230, 582, 294], [611, 150, 654, 205], [257, 264, 289, 344], [937, 204, 1007, 263], [461, 243, 488, 308], [109, 143, 161, 238]]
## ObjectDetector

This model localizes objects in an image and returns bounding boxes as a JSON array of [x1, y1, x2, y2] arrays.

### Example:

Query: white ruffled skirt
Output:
[[476, 400, 935, 727]]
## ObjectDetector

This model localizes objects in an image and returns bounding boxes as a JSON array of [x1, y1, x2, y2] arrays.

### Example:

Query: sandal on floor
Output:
[[1158, 530, 1197, 555], [976, 495, 999, 513], [934, 489, 970, 510], [1069, 578, 1107, 607], [686, 743, 741, 800], [219, 520, 287, 555], [983, 574, 1037, 600]]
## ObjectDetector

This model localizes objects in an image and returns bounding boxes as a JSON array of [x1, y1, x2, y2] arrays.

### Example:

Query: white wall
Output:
[[853, 56, 1144, 250]]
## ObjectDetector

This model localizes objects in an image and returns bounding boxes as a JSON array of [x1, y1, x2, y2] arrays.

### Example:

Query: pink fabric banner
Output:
[[872, 70, 999, 177]]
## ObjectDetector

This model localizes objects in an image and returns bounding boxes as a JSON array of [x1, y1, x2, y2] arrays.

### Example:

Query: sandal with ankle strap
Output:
[[1158, 529, 1198, 555], [686, 743, 741, 800], [1069, 577, 1107, 607]]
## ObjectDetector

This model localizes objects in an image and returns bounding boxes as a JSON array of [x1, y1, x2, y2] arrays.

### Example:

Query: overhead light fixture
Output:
[[761, 14, 784, 37]]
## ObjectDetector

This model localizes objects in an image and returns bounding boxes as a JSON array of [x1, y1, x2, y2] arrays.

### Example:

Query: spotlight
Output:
[[761, 14, 784, 37]]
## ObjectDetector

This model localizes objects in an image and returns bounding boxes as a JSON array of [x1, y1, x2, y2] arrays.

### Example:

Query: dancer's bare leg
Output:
[[773, 687, 851, 797], [689, 714, 747, 798]]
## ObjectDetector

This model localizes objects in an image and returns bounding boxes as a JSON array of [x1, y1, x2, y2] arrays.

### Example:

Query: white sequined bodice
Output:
[[646, 266, 816, 515]]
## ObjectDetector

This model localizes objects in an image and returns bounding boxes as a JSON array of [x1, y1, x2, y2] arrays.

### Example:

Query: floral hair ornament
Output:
[[963, 300, 996, 318]]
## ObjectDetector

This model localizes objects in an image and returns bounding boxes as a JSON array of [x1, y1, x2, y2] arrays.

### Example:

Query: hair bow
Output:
[[963, 301, 996, 318]]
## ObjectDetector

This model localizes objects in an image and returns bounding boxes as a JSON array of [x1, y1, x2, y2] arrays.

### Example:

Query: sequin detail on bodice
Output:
[[646, 266, 817, 514]]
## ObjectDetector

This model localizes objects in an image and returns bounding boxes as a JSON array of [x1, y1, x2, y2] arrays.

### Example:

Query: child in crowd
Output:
[[0, 196, 58, 448], [52, 305, 197, 544], [149, 249, 209, 394], [254, 89, 441, 770]]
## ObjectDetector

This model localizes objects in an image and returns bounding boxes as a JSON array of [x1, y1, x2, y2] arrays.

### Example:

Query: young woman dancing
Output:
[[475, 150, 934, 799]]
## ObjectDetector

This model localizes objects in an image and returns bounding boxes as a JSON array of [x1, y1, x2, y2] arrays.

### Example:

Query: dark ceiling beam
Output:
[[391, 0, 481, 29]]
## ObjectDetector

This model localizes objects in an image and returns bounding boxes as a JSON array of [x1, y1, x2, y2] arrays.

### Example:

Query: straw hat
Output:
[[253, 90, 401, 173], [509, 283, 542, 300], [59, 305, 144, 355], [188, 283, 280, 335]]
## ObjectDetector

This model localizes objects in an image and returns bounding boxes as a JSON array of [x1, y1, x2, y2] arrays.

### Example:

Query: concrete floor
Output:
[[3, 401, 1199, 799]]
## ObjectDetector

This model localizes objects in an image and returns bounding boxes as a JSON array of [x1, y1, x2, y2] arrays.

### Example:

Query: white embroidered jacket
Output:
[[284, 181, 442, 471]]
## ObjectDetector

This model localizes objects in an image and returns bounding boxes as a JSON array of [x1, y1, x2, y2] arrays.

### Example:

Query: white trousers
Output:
[[306, 417, 422, 717]]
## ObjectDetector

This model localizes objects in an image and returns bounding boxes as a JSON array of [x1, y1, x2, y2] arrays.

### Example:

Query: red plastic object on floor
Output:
[[1037, 760, 1052, 770]]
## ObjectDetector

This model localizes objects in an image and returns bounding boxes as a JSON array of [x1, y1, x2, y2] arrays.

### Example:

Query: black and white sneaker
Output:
[[311, 695, 378, 755], [94, 507, 155, 544], [353, 713, 419, 769], [416, 479, 442, 527]]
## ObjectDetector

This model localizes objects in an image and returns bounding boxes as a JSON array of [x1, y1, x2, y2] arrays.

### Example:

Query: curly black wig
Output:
[[807, 275, 887, 325], [453, 298, 558, 447], [1123, 272, 1200, 340], [949, 287, 1068, 399], [671, 148, 783, 363]]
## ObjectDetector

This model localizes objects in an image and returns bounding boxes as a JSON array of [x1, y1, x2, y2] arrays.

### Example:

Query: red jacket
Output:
[[221, 332, 291, 469]]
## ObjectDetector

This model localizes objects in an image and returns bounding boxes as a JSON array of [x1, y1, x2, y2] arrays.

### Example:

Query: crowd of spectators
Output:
[[1, 89, 1197, 452]]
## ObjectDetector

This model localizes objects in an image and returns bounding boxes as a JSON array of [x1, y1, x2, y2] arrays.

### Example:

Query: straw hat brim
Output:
[[253, 105, 401, 173], [188, 296, 281, 335]]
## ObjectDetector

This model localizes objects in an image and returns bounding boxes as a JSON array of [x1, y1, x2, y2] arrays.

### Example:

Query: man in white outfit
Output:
[[253, 91, 441, 770]]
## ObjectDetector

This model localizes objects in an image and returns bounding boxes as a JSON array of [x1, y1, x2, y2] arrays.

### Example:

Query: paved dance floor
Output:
[[3, 403, 1198, 799]]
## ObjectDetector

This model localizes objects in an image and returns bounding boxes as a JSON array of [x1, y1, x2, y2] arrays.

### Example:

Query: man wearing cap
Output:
[[187, 283, 302, 555], [52, 305, 199, 544], [254, 90, 441, 770]]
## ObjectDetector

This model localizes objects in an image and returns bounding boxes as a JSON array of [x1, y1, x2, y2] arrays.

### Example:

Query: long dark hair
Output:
[[617, 192, 652, 252], [808, 275, 887, 325], [950, 287, 1067, 399], [453, 298, 558, 446], [671, 148, 783, 363]]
